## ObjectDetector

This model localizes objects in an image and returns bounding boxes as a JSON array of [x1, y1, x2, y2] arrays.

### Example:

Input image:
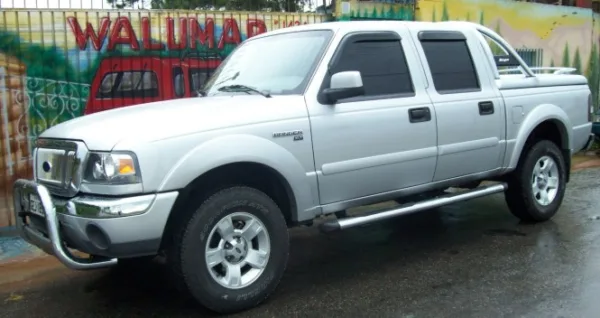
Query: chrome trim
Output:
[[319, 168, 503, 214], [54, 193, 156, 218], [13, 179, 118, 270], [498, 67, 577, 75], [320, 183, 507, 232], [79, 182, 144, 196], [474, 23, 535, 78], [34, 139, 89, 198]]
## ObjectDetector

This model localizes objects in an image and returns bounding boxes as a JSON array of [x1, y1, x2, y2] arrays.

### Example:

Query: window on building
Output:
[[97, 71, 159, 99], [189, 68, 212, 94], [173, 67, 185, 98]]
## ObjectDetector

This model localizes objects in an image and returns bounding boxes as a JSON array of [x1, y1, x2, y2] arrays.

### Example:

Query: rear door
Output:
[[409, 29, 506, 181]]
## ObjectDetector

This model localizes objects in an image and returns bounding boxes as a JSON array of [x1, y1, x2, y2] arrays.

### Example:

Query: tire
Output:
[[505, 139, 567, 222], [170, 186, 290, 314]]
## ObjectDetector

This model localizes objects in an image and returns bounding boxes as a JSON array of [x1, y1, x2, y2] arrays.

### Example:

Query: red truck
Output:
[[84, 54, 221, 115]]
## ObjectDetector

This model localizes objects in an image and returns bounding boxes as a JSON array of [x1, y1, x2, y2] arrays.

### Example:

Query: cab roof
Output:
[[250, 20, 483, 40]]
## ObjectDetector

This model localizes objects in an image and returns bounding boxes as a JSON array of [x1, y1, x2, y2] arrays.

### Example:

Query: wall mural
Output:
[[336, 0, 416, 21], [0, 10, 325, 227], [417, 0, 600, 106]]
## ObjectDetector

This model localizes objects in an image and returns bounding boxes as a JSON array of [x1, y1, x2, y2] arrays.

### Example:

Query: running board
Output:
[[319, 183, 508, 232]]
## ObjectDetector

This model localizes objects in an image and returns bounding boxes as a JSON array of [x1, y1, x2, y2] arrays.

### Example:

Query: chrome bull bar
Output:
[[12, 179, 118, 270]]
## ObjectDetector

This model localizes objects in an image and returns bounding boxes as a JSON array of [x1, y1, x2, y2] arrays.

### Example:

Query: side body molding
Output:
[[506, 103, 571, 170], [157, 134, 318, 221]]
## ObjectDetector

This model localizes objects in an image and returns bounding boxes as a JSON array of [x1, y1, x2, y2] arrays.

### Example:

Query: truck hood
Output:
[[39, 95, 308, 150]]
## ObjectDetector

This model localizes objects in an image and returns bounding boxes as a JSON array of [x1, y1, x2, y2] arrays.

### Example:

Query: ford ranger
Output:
[[12, 20, 594, 314]]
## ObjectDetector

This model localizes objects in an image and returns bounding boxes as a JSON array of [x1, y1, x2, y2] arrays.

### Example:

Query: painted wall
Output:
[[416, 0, 600, 105], [0, 9, 325, 227], [335, 0, 416, 21]]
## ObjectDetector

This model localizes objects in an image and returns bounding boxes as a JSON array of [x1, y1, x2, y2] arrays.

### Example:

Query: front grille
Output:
[[34, 139, 88, 197]]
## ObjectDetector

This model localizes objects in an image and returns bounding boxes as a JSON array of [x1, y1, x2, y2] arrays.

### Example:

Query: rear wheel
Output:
[[169, 186, 290, 314], [505, 139, 566, 222]]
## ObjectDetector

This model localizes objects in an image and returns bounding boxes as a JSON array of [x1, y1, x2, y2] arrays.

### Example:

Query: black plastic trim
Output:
[[478, 101, 495, 115], [563, 149, 571, 183], [436, 88, 482, 95], [418, 30, 466, 41], [408, 107, 432, 123], [335, 92, 416, 104], [62, 225, 160, 258], [328, 31, 402, 70], [494, 55, 522, 67]]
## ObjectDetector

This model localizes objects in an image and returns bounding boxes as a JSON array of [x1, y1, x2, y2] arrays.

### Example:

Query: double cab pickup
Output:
[[13, 20, 594, 313]]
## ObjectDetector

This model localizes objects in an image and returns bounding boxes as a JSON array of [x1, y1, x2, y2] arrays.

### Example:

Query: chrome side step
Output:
[[319, 183, 507, 232]]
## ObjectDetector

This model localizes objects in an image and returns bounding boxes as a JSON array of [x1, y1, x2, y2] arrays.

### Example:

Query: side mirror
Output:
[[322, 71, 365, 104]]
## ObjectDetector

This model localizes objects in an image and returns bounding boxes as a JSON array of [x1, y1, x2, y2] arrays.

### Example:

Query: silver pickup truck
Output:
[[13, 20, 594, 313]]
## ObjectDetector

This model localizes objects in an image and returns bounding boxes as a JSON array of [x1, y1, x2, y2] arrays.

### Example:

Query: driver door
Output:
[[305, 29, 438, 205]]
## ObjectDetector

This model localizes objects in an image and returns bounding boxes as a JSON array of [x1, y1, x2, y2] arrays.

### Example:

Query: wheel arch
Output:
[[507, 104, 572, 181], [508, 104, 571, 166], [157, 134, 317, 250]]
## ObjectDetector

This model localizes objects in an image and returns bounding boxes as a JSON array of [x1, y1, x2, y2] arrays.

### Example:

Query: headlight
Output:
[[83, 152, 141, 185]]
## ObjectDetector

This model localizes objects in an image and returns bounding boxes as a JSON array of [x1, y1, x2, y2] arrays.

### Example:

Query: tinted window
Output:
[[420, 40, 480, 93], [331, 39, 414, 97], [96, 71, 159, 98]]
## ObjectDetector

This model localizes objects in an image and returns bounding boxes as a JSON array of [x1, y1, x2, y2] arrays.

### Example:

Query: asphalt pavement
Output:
[[2, 168, 600, 318]]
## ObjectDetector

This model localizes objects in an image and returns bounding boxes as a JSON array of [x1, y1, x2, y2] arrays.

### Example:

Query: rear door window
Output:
[[419, 32, 481, 94]]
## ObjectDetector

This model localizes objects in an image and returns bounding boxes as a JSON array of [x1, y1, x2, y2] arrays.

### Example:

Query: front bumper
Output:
[[12, 179, 178, 270]]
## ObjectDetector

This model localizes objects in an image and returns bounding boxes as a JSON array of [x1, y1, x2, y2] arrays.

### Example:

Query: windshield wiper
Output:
[[213, 71, 240, 87], [217, 84, 271, 98]]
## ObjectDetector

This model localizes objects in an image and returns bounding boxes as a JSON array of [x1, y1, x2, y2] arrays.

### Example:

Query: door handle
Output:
[[478, 101, 494, 115], [408, 107, 431, 123]]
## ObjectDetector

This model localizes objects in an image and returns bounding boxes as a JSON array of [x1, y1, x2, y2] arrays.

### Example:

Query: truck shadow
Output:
[[83, 195, 562, 317]]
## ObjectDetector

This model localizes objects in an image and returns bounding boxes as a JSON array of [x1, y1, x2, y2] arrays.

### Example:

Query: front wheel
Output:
[[505, 139, 567, 222], [172, 186, 290, 314]]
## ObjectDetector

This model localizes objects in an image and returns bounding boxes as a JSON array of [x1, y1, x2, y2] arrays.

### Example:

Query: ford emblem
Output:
[[42, 161, 52, 173]]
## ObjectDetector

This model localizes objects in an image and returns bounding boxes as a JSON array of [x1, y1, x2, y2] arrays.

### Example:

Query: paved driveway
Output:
[[2, 169, 600, 317]]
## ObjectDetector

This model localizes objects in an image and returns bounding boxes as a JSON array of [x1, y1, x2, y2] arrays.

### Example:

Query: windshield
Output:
[[203, 30, 333, 96]]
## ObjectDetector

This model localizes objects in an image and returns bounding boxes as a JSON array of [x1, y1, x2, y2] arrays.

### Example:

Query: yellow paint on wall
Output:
[[417, 0, 596, 70], [417, 0, 589, 39]]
